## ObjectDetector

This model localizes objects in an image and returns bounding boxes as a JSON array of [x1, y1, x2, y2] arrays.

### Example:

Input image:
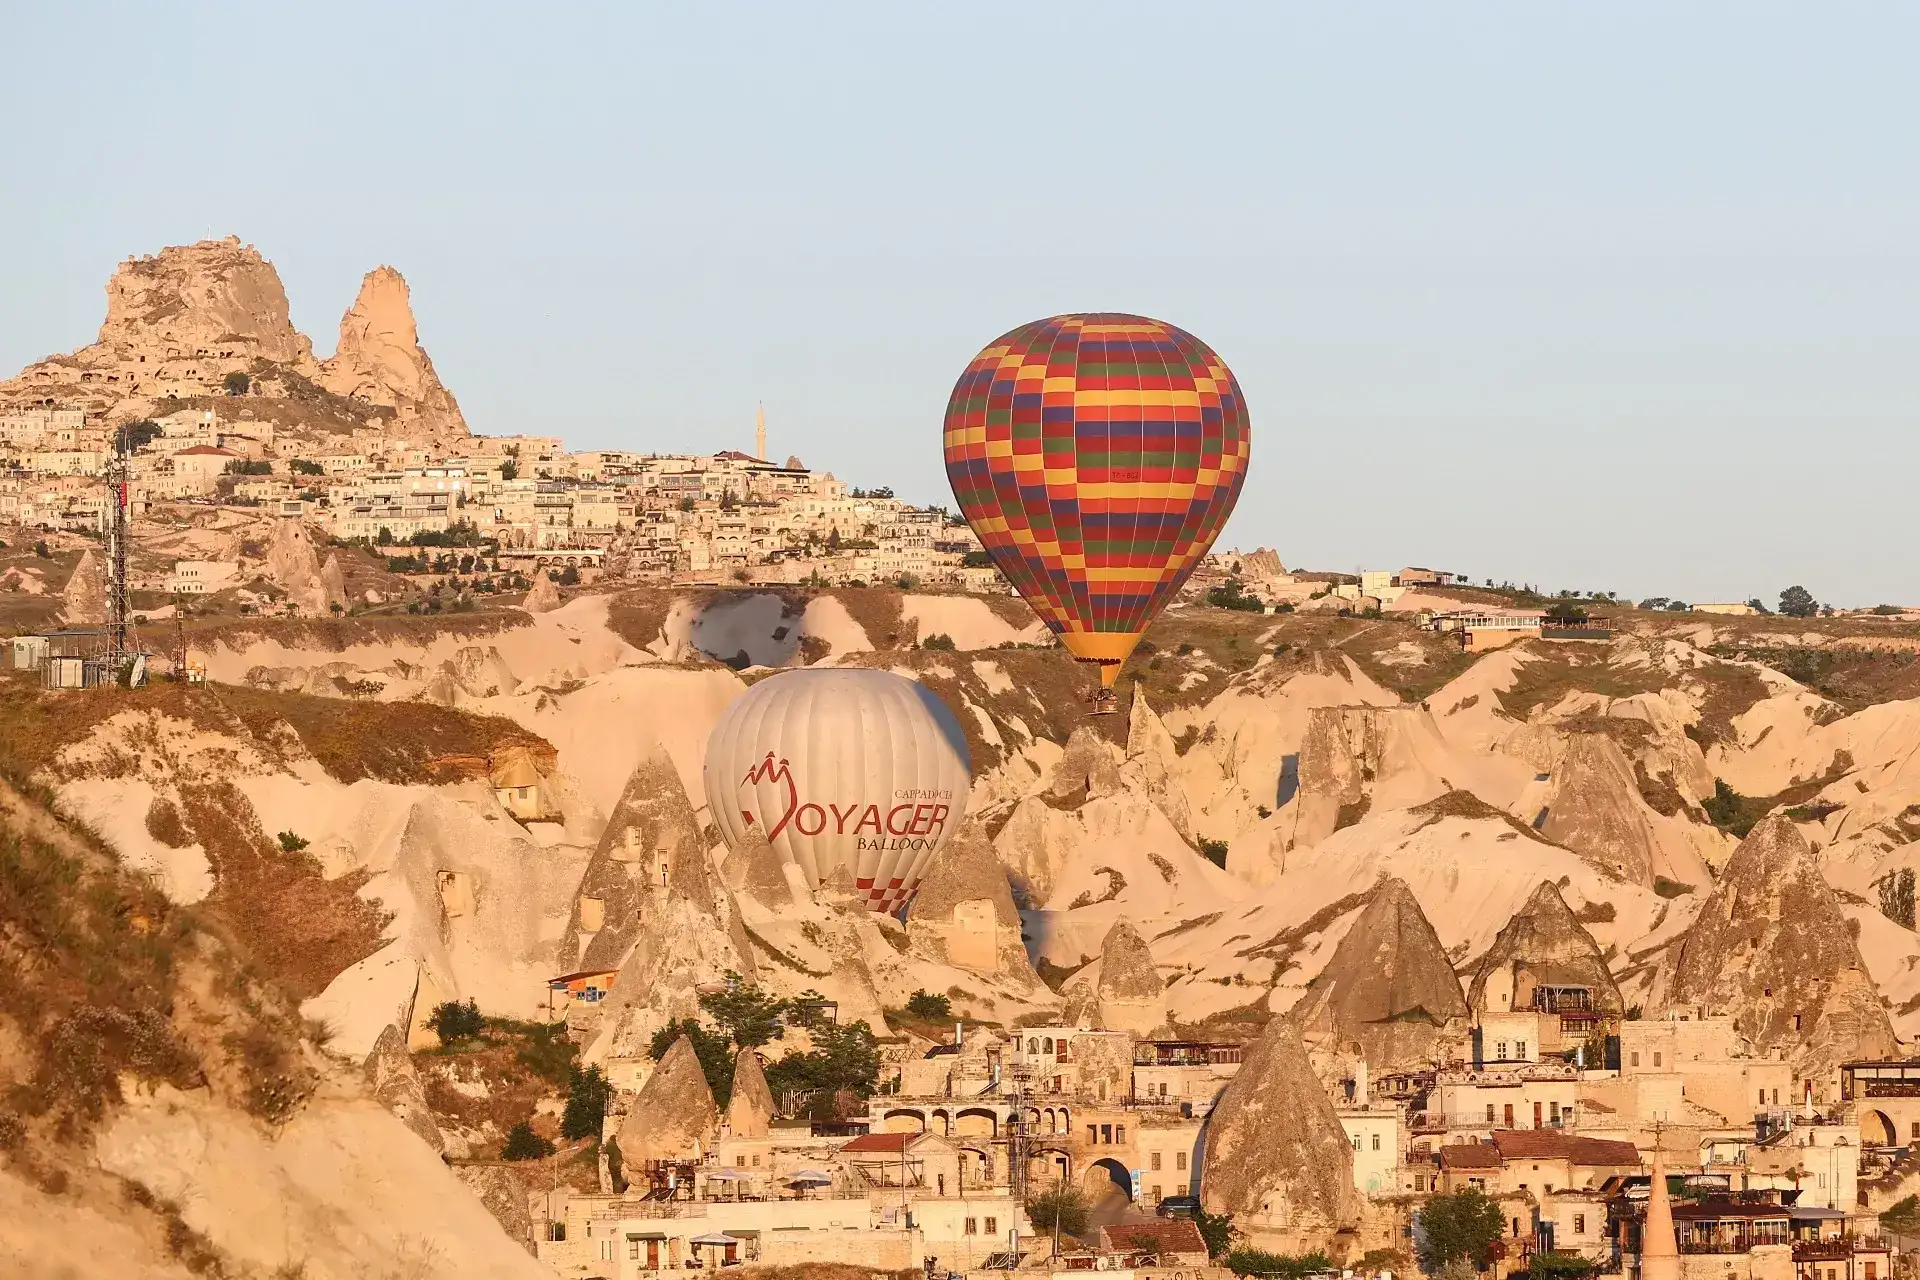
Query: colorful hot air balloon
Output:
[[703, 669, 971, 914], [943, 313, 1251, 691]]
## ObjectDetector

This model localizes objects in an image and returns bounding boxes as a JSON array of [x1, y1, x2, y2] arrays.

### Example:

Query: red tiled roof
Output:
[[1491, 1130, 1640, 1165], [841, 1132, 915, 1153], [173, 446, 237, 456], [1438, 1143, 1503, 1169], [1101, 1221, 1208, 1255]]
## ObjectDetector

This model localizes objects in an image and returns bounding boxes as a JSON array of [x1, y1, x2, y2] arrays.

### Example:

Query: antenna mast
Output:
[[105, 424, 136, 673]]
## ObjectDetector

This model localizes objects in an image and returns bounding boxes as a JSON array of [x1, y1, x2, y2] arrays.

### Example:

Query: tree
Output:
[[1528, 1253, 1599, 1280], [1638, 597, 1671, 611], [1194, 1208, 1237, 1260], [290, 458, 323, 476], [1879, 868, 1916, 930], [1702, 779, 1757, 837], [1779, 585, 1818, 618], [120, 419, 161, 451], [1416, 1188, 1505, 1275], [961, 550, 993, 568], [1222, 1249, 1332, 1278], [556, 565, 581, 587], [762, 1019, 881, 1115], [561, 1065, 613, 1140], [501, 1121, 555, 1161], [920, 633, 956, 652], [1205, 578, 1265, 612], [1544, 600, 1589, 624], [276, 830, 309, 853], [223, 370, 251, 395], [426, 998, 487, 1045], [1026, 1184, 1089, 1236], [720, 489, 738, 511], [33, 540, 49, 558], [500, 458, 519, 480], [905, 990, 952, 1020], [699, 979, 791, 1049], [1746, 596, 1773, 615], [826, 527, 842, 552], [376, 526, 394, 546]]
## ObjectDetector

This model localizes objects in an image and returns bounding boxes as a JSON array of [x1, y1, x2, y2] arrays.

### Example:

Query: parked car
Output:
[[1156, 1195, 1200, 1219]]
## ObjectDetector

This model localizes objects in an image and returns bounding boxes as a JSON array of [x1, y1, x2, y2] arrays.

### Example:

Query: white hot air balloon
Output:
[[703, 669, 971, 913]]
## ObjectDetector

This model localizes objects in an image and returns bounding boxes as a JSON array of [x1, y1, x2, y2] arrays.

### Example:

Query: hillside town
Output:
[[7, 234, 1920, 1280]]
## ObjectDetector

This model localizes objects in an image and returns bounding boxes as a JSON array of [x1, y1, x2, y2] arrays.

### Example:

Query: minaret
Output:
[[755, 403, 766, 462], [1642, 1143, 1679, 1280]]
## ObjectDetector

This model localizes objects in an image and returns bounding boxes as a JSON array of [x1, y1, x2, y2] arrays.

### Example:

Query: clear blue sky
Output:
[[4, 3, 1916, 606]]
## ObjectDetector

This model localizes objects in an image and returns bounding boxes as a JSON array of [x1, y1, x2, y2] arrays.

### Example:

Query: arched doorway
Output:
[[1083, 1157, 1133, 1210], [1864, 1109, 1898, 1147]]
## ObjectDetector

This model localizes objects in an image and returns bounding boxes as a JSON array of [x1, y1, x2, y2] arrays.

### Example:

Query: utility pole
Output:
[[104, 424, 136, 677]]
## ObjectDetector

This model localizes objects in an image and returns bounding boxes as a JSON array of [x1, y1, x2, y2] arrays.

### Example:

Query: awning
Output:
[[691, 1232, 737, 1246], [626, 1232, 668, 1241]]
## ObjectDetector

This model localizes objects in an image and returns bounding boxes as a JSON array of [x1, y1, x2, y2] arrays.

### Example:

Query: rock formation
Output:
[[266, 518, 345, 615], [0, 238, 319, 415], [1201, 1012, 1361, 1251], [1666, 814, 1896, 1083], [362, 1024, 445, 1155], [1121, 692, 1195, 841], [61, 547, 105, 624], [905, 818, 1036, 982], [523, 572, 561, 614], [1290, 877, 1469, 1072], [1094, 918, 1166, 1034], [726, 1047, 775, 1139], [615, 1035, 720, 1162], [318, 266, 468, 439], [725, 821, 795, 910], [1277, 705, 1456, 855], [1538, 731, 1705, 886], [1466, 880, 1623, 1019]]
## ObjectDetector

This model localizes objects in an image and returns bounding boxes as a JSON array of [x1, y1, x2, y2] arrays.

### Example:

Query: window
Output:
[[1116, 1125, 1126, 1143], [752, 1154, 760, 1167], [1152, 1185, 1163, 1201], [1372, 1133, 1381, 1152], [1487, 1104, 1496, 1124], [1497, 1040, 1508, 1060], [1631, 1051, 1640, 1067], [1759, 1089, 1766, 1105], [1176, 1182, 1188, 1195], [965, 1218, 977, 1236], [630, 1242, 640, 1260], [1352, 1136, 1362, 1152], [1516, 1041, 1527, 1059], [1653, 1052, 1662, 1068], [1158, 1082, 1169, 1098], [1773, 1089, 1780, 1105], [1574, 1215, 1586, 1235], [736, 1155, 746, 1167], [1176, 1151, 1188, 1171], [985, 1218, 997, 1236], [1100, 1124, 1112, 1144], [1088, 1125, 1098, 1143], [1151, 1152, 1163, 1171]]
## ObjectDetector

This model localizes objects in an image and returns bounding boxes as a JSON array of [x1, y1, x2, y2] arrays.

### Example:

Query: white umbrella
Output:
[[787, 1170, 833, 1185], [691, 1232, 737, 1246], [706, 1170, 746, 1181]]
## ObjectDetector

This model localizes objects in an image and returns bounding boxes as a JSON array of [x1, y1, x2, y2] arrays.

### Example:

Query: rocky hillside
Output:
[[13, 585, 1920, 1262], [0, 237, 467, 443]]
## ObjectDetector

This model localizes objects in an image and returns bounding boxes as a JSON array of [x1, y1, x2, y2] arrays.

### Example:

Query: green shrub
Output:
[[1026, 1184, 1088, 1236], [276, 831, 309, 854], [921, 633, 956, 652], [560, 1065, 612, 1140], [426, 998, 486, 1044], [502, 1120, 555, 1160], [905, 990, 952, 1020]]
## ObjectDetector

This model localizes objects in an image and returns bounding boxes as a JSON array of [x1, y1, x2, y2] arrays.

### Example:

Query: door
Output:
[[1504, 1104, 1514, 1127], [647, 1239, 660, 1270], [1533, 1102, 1542, 1128]]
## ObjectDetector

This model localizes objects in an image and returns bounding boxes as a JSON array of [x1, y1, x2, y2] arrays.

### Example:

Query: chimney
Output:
[[755, 403, 766, 462], [954, 1022, 963, 1049]]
